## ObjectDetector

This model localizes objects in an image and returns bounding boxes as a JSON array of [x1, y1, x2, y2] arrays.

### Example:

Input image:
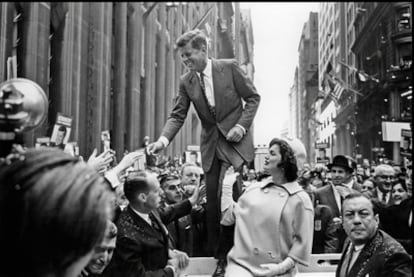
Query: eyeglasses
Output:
[[166, 185, 182, 191]]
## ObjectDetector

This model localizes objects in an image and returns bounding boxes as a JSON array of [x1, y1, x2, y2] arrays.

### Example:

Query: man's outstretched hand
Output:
[[147, 141, 165, 155]]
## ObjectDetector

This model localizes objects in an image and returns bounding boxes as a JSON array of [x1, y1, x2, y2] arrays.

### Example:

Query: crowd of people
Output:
[[1, 135, 412, 277], [0, 26, 412, 277]]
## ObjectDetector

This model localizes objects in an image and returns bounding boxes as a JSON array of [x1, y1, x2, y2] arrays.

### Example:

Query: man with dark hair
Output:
[[105, 170, 201, 277], [313, 155, 361, 252], [147, 28, 260, 277], [336, 192, 411, 277], [54, 125, 67, 149], [81, 221, 118, 276]]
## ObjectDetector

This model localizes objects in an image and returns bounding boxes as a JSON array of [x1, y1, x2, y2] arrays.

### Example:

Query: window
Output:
[[397, 6, 411, 31]]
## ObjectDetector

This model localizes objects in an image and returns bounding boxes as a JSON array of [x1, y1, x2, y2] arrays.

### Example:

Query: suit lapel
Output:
[[328, 186, 341, 217], [127, 207, 165, 243], [347, 232, 382, 277]]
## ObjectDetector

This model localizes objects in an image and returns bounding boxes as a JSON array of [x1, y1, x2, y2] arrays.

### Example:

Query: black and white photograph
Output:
[[0, 2, 411, 277]]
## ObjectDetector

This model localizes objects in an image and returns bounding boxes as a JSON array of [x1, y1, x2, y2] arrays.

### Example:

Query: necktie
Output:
[[149, 213, 161, 232], [200, 72, 216, 118], [339, 245, 354, 277], [382, 193, 387, 203]]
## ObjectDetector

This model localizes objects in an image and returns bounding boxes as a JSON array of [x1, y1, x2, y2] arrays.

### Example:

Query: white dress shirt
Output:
[[196, 58, 215, 107], [130, 206, 152, 225]]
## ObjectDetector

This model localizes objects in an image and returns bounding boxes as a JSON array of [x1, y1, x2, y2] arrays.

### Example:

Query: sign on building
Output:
[[400, 129, 412, 157]]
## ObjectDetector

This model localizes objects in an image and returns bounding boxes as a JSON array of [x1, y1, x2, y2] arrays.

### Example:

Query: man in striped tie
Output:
[[336, 192, 411, 277]]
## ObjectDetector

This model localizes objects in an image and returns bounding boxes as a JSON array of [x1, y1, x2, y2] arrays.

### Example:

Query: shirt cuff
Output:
[[104, 170, 120, 190], [158, 136, 170, 148], [236, 124, 246, 135]]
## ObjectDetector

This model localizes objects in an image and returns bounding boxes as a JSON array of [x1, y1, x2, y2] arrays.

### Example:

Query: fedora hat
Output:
[[327, 155, 354, 173]]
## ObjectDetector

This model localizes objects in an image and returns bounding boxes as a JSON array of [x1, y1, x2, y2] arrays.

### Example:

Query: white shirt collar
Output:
[[197, 58, 212, 79], [343, 179, 354, 189], [130, 206, 151, 224], [352, 243, 365, 252]]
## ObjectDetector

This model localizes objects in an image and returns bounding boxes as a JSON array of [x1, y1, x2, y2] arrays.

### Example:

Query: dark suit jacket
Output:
[[312, 204, 339, 254], [103, 201, 192, 277], [378, 197, 412, 254], [336, 230, 412, 277], [160, 58, 260, 172], [313, 184, 349, 252]]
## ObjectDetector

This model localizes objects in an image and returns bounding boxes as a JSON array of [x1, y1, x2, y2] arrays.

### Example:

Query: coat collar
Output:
[[344, 230, 383, 277], [260, 177, 304, 195]]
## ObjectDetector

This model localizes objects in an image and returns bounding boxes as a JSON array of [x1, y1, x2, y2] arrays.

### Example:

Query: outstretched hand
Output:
[[147, 141, 165, 155], [87, 149, 113, 174]]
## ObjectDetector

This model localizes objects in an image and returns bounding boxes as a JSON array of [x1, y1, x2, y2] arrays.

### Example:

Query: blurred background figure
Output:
[[0, 148, 113, 277], [81, 221, 118, 276]]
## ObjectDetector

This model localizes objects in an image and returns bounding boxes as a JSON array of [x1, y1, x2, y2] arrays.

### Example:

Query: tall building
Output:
[[317, 2, 353, 160], [297, 12, 319, 164], [0, 2, 254, 161], [352, 2, 412, 164], [289, 67, 299, 138]]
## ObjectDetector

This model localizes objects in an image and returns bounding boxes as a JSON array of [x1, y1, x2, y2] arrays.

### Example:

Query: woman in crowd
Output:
[[379, 180, 412, 254], [220, 137, 314, 277], [0, 148, 114, 277], [391, 180, 409, 205]]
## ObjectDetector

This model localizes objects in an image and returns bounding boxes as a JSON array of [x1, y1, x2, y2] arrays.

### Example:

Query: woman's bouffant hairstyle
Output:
[[269, 138, 298, 182], [0, 148, 113, 277]]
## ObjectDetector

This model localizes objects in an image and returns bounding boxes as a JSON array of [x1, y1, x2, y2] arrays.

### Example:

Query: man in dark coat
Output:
[[336, 192, 411, 277], [104, 170, 200, 277], [147, 29, 260, 276], [313, 155, 361, 252]]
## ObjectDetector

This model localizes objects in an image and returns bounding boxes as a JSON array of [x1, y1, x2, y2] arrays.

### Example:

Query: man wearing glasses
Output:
[[371, 164, 396, 206]]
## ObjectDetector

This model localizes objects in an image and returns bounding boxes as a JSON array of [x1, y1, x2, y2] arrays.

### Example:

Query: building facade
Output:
[[0, 2, 255, 161]]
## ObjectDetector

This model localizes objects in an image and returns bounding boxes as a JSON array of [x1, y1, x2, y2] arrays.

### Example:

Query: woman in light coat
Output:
[[221, 137, 314, 277]]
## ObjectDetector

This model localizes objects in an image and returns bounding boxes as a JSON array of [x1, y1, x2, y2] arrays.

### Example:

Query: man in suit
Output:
[[313, 155, 361, 252], [104, 170, 201, 277], [369, 164, 396, 206], [336, 192, 411, 277], [148, 29, 260, 276]]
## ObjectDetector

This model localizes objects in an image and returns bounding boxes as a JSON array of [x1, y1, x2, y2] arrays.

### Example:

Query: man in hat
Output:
[[313, 155, 361, 252]]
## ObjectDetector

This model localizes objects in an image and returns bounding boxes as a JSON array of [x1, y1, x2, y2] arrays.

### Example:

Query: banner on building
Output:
[[381, 121, 411, 142], [400, 129, 412, 157]]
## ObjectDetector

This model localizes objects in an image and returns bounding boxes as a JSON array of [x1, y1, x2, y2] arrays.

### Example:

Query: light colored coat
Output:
[[224, 178, 314, 276]]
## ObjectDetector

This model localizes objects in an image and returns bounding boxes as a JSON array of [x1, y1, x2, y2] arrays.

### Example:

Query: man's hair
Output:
[[342, 192, 378, 215], [105, 220, 118, 240], [123, 170, 152, 202], [268, 138, 298, 182], [58, 125, 67, 133], [0, 148, 112, 277], [374, 164, 394, 177], [159, 174, 180, 189], [176, 29, 208, 50], [180, 162, 200, 177]]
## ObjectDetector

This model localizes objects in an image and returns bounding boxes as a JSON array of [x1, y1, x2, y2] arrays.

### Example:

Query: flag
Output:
[[325, 72, 345, 106], [338, 60, 379, 83]]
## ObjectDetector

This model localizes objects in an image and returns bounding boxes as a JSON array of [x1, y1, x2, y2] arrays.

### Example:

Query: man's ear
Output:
[[138, 192, 147, 202]]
